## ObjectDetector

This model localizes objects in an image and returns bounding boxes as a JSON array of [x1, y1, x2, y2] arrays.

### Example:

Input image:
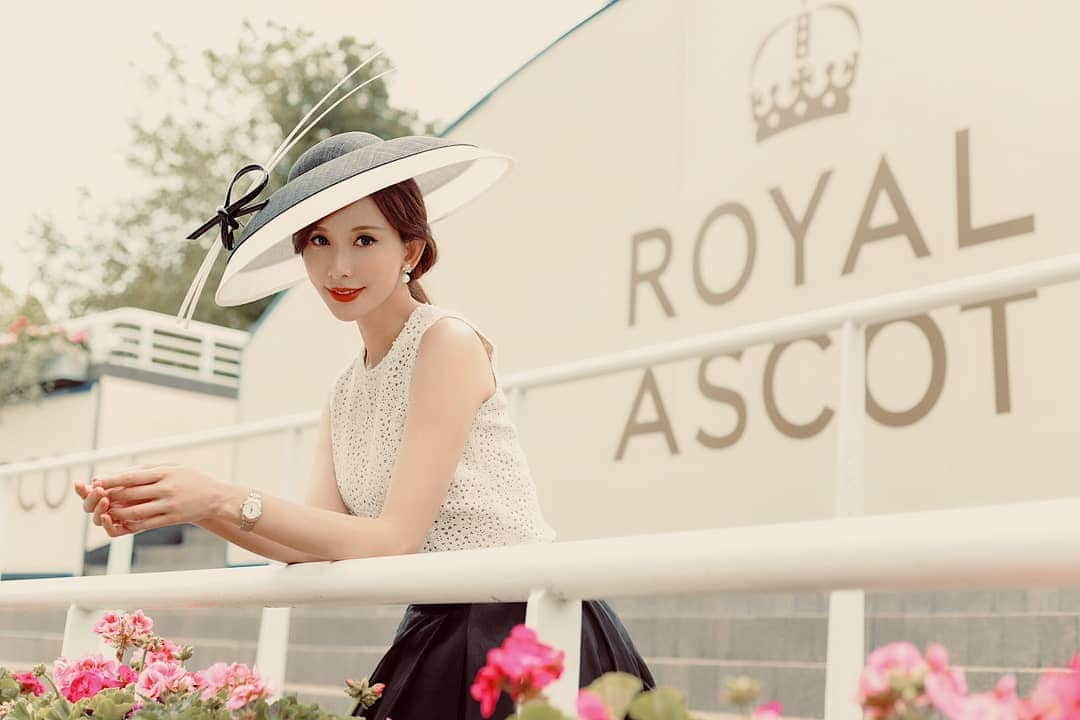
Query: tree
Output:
[[18, 19, 439, 331], [0, 264, 49, 327]]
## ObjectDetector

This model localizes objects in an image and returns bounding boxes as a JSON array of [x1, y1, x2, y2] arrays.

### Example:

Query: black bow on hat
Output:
[[186, 163, 269, 253]]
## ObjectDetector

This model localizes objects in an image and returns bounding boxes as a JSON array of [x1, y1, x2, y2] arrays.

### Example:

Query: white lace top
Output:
[[328, 302, 558, 553]]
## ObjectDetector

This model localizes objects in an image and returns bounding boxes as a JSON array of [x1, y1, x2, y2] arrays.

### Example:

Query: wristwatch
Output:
[[239, 489, 263, 531]]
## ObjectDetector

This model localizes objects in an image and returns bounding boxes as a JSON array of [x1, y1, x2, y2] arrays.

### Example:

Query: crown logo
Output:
[[749, 2, 861, 143]]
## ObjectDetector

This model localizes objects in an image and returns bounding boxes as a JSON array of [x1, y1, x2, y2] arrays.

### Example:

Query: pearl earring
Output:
[[400, 265, 412, 284]]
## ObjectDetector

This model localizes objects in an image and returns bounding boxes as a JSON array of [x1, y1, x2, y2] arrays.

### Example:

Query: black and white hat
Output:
[[176, 52, 514, 328]]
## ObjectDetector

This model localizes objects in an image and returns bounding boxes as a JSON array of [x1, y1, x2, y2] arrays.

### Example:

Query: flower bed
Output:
[[2, 610, 1077, 720]]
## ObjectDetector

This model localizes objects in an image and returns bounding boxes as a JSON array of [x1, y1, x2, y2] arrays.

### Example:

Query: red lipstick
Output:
[[328, 287, 364, 302]]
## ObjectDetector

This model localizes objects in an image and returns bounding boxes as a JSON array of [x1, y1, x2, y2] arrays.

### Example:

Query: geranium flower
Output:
[[194, 661, 271, 709], [52, 654, 137, 702], [136, 659, 196, 701], [923, 644, 969, 719], [10, 671, 45, 696], [469, 624, 565, 717], [857, 641, 932, 718], [577, 689, 614, 720], [92, 610, 155, 648], [1021, 653, 1080, 720], [753, 700, 783, 719]]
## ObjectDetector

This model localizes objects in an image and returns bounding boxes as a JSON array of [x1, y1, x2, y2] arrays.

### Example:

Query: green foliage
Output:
[[81, 688, 138, 720], [585, 672, 643, 719], [18, 19, 440, 332], [0, 679, 351, 720], [626, 687, 691, 720], [0, 318, 90, 411]]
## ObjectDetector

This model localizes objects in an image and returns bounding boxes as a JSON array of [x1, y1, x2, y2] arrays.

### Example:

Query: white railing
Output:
[[57, 307, 250, 389], [3, 252, 1080, 719]]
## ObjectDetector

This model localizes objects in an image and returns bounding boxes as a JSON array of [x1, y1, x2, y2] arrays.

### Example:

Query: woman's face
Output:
[[300, 195, 411, 319]]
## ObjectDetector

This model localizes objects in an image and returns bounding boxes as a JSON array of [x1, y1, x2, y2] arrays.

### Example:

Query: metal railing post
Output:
[[61, 603, 115, 659], [254, 425, 304, 702], [824, 319, 867, 720], [525, 587, 582, 716]]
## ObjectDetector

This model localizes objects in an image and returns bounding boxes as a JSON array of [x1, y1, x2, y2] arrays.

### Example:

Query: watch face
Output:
[[242, 502, 258, 519]]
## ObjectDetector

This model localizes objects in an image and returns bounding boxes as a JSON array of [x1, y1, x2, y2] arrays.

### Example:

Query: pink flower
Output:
[[870, 641, 929, 677], [754, 700, 784, 719], [857, 641, 931, 718], [923, 644, 969, 720], [66, 329, 89, 344], [1021, 656, 1080, 720], [117, 664, 138, 686], [11, 672, 45, 696], [226, 681, 270, 711], [135, 660, 195, 702], [8, 316, 29, 335], [52, 653, 137, 702], [92, 610, 154, 648], [66, 671, 108, 701], [490, 625, 564, 694], [470, 624, 565, 717], [470, 665, 503, 719], [577, 689, 614, 720], [145, 638, 182, 665], [195, 662, 271, 708]]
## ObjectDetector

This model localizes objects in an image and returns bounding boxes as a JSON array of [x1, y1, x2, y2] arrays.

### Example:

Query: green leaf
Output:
[[6, 699, 34, 720], [627, 687, 691, 720], [584, 672, 644, 720], [516, 698, 575, 720], [0, 676, 21, 700]]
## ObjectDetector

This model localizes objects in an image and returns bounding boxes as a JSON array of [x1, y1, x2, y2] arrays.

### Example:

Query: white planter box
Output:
[[40, 350, 91, 384]]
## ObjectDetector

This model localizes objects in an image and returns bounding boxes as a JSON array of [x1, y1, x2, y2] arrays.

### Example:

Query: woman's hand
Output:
[[77, 463, 225, 536], [74, 467, 148, 536]]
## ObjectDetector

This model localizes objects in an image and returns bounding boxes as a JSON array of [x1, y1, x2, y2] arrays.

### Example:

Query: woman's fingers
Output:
[[83, 486, 103, 513], [93, 468, 162, 490], [106, 484, 159, 505], [103, 512, 124, 536], [108, 499, 168, 525], [92, 495, 110, 526]]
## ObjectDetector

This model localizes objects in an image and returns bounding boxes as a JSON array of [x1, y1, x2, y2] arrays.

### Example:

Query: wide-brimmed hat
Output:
[[175, 53, 513, 328]]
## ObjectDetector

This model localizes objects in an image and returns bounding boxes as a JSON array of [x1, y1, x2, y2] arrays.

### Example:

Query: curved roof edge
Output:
[[247, 0, 625, 338]]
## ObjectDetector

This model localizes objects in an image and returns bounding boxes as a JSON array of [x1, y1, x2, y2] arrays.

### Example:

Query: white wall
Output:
[[0, 386, 98, 575]]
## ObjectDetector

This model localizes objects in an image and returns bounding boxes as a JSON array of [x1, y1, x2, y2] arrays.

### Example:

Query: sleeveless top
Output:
[[328, 302, 558, 553]]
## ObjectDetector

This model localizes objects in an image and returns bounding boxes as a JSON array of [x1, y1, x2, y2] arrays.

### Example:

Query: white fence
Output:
[[58, 307, 250, 390], [2, 252, 1080, 718]]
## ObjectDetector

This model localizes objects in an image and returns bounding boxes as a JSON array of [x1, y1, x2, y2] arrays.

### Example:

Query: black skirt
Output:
[[353, 599, 656, 720]]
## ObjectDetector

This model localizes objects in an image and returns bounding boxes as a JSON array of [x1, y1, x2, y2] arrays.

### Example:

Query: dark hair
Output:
[[291, 178, 437, 304]]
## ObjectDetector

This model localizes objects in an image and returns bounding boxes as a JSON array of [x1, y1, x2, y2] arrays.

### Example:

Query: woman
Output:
[[73, 127, 656, 719]]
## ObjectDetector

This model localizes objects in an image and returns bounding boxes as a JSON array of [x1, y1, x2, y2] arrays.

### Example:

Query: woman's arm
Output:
[[205, 317, 492, 560], [194, 395, 353, 565], [194, 515, 326, 565], [206, 483, 407, 561], [99, 318, 492, 563]]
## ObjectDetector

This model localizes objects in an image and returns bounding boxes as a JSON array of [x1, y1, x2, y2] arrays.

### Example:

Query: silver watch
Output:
[[239, 489, 262, 531]]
